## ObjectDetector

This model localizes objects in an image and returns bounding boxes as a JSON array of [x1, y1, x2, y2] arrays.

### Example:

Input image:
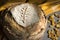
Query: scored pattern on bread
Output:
[[11, 3, 39, 27]]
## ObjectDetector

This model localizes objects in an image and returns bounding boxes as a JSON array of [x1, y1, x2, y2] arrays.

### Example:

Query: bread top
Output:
[[11, 3, 39, 27]]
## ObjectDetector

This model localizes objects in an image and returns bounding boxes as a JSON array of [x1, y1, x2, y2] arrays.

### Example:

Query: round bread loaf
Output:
[[2, 3, 47, 40]]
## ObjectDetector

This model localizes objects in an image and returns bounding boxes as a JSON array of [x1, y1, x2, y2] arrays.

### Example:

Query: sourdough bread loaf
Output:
[[2, 3, 47, 40]]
